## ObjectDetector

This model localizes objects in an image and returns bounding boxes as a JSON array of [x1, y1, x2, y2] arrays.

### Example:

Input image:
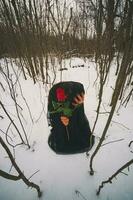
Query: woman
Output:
[[47, 81, 94, 154]]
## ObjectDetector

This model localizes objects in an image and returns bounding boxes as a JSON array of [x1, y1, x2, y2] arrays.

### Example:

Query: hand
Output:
[[60, 116, 69, 126], [72, 93, 84, 106]]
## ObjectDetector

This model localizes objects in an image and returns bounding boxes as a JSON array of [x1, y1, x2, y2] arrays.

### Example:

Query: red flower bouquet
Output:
[[51, 87, 82, 118]]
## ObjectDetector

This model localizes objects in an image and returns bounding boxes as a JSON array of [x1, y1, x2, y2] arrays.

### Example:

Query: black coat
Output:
[[47, 81, 94, 154]]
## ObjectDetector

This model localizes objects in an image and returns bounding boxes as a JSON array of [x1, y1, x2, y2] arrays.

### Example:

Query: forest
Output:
[[0, 0, 133, 199]]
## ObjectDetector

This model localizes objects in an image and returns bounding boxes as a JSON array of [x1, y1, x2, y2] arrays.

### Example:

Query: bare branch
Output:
[[0, 169, 21, 181], [0, 100, 25, 144], [97, 159, 133, 195], [0, 136, 42, 197], [101, 138, 124, 147]]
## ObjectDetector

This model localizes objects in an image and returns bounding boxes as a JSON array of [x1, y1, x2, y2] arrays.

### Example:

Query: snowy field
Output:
[[0, 57, 133, 200]]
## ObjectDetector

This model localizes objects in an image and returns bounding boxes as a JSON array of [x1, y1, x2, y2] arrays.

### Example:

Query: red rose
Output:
[[56, 87, 67, 102]]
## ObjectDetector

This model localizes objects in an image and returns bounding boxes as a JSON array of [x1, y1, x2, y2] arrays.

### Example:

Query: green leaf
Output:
[[63, 101, 70, 107], [56, 107, 64, 113], [63, 108, 73, 117], [51, 101, 73, 116], [52, 101, 63, 109]]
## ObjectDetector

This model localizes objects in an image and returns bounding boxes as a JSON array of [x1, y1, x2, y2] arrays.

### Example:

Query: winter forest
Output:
[[0, 0, 133, 200]]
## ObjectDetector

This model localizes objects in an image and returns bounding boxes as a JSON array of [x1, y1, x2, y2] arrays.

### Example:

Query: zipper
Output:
[[65, 126, 70, 141]]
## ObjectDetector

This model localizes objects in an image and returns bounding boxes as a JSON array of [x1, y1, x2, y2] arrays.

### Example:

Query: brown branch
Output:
[[97, 159, 133, 195], [0, 169, 21, 181], [122, 88, 133, 107], [111, 120, 130, 130], [129, 141, 133, 147], [0, 136, 42, 197], [5, 122, 14, 148], [28, 170, 40, 180], [4, 60, 30, 148], [90, 103, 117, 175], [101, 138, 124, 147], [90, 11, 133, 173], [64, 7, 73, 35], [11, 61, 34, 123], [120, 171, 128, 176], [98, 111, 110, 114], [0, 101, 25, 144], [10, 76, 30, 148], [0, 82, 5, 91], [0, 115, 4, 119], [46, 0, 61, 34], [0, 128, 13, 142], [75, 190, 88, 200]]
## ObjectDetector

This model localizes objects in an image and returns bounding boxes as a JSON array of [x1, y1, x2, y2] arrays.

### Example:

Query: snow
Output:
[[0, 57, 133, 200]]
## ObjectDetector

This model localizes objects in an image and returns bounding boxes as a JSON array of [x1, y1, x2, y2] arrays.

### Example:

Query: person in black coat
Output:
[[47, 81, 94, 154]]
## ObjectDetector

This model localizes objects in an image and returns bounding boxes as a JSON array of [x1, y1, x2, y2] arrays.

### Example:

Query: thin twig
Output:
[[0, 100, 25, 144], [0, 129, 13, 142], [11, 63, 34, 124], [120, 171, 128, 176], [97, 159, 133, 195], [5, 122, 14, 148], [75, 190, 88, 200], [111, 120, 130, 130], [0, 136, 42, 197], [28, 170, 40, 180], [0, 115, 4, 119], [0, 82, 5, 91], [101, 138, 124, 147], [129, 141, 133, 147]]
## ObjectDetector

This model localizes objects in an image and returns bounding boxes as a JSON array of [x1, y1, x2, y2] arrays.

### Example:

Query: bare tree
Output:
[[89, 0, 133, 175]]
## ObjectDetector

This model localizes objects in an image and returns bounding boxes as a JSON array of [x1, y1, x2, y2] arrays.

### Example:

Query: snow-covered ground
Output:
[[0, 57, 133, 200]]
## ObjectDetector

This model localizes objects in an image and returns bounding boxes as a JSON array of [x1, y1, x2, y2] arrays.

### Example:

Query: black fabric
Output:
[[47, 81, 95, 154]]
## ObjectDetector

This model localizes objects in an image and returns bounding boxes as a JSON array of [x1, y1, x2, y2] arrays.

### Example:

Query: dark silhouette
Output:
[[47, 81, 94, 154]]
